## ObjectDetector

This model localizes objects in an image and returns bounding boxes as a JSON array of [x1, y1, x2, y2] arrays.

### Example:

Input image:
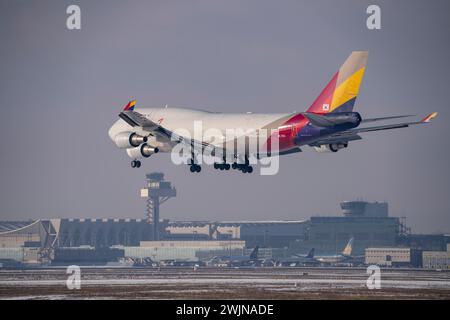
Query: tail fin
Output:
[[342, 238, 354, 256], [306, 248, 315, 259], [307, 51, 368, 114], [250, 246, 259, 260]]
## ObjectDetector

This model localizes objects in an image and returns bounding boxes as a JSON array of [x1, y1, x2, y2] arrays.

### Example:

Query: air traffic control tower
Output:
[[140, 173, 176, 240]]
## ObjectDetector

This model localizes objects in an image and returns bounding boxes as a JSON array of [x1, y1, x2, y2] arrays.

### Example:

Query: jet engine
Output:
[[313, 143, 348, 153], [126, 143, 159, 159], [302, 112, 361, 128], [114, 132, 148, 148]]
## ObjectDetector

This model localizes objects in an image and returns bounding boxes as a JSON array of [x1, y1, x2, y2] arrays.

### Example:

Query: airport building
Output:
[[0, 219, 58, 265], [289, 201, 401, 255], [57, 218, 155, 247], [365, 247, 422, 267], [422, 244, 450, 270], [1, 190, 448, 266], [397, 233, 450, 252], [123, 240, 246, 262], [166, 220, 308, 248]]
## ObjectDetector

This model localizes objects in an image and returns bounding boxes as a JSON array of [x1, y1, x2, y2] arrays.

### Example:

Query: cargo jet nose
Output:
[[108, 124, 116, 141], [108, 120, 123, 142]]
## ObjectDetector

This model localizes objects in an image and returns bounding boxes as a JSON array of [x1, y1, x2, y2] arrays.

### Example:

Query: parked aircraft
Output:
[[275, 248, 319, 267]]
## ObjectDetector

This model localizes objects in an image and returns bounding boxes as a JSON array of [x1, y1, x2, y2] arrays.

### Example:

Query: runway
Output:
[[1, 267, 449, 299]]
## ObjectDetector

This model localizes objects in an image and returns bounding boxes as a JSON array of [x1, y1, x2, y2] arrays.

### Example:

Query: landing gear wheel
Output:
[[329, 144, 339, 152], [224, 163, 231, 170], [241, 166, 248, 173], [131, 160, 137, 168], [136, 160, 141, 168], [232, 163, 237, 170], [190, 164, 201, 173], [247, 166, 253, 173], [214, 163, 219, 170]]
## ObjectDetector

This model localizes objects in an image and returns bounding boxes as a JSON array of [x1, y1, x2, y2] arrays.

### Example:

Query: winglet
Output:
[[420, 112, 438, 123], [123, 99, 136, 111]]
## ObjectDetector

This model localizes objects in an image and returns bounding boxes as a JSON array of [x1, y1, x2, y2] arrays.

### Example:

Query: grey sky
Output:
[[0, 0, 449, 233]]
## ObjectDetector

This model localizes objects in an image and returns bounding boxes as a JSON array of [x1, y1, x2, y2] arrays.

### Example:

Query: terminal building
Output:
[[364, 247, 423, 268], [422, 244, 450, 269], [289, 201, 402, 255], [1, 195, 449, 265], [166, 220, 308, 248], [57, 218, 155, 247]]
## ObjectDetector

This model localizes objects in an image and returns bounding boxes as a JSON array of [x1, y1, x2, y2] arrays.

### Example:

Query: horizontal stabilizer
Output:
[[420, 112, 438, 123], [333, 112, 438, 135], [361, 114, 414, 123]]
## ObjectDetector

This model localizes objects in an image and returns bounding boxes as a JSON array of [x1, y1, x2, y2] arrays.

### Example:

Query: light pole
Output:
[[228, 230, 233, 269]]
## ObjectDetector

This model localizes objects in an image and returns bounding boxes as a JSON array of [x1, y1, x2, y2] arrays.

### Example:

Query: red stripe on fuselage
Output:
[[262, 72, 339, 154], [268, 72, 339, 151], [264, 113, 309, 153]]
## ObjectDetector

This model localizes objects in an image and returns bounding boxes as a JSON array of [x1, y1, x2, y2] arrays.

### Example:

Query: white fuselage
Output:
[[108, 107, 293, 159]]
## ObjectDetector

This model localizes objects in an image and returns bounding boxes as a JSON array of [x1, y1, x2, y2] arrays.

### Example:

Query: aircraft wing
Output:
[[119, 110, 219, 156], [119, 110, 160, 130], [309, 112, 437, 146]]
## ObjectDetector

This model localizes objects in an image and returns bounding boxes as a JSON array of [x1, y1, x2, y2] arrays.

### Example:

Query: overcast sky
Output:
[[0, 0, 449, 233]]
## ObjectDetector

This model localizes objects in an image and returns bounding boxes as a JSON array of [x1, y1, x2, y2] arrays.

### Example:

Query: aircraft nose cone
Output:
[[108, 125, 116, 141]]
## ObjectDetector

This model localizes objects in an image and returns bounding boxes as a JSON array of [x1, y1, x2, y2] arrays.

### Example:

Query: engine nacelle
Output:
[[313, 143, 348, 153], [114, 132, 148, 148], [322, 112, 362, 126], [126, 143, 159, 159]]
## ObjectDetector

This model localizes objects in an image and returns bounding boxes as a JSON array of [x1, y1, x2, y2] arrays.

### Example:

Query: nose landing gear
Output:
[[131, 160, 141, 168], [188, 152, 201, 173]]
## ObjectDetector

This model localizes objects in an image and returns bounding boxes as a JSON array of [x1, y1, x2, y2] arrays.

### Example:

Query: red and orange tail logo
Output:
[[307, 51, 369, 114], [123, 100, 136, 111]]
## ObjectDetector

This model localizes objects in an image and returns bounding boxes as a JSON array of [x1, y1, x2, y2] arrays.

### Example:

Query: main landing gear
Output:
[[189, 164, 201, 173], [214, 157, 253, 173], [236, 156, 253, 173], [188, 153, 201, 173], [236, 163, 253, 173], [213, 162, 230, 171], [131, 160, 141, 168]]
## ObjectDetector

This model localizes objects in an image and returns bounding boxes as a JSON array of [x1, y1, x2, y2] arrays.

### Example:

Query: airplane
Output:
[[208, 246, 259, 267], [275, 248, 319, 267], [108, 51, 438, 173], [315, 238, 364, 265]]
